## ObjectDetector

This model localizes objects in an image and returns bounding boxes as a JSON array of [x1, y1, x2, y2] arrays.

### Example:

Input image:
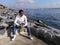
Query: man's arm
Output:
[[14, 16, 19, 26], [24, 16, 27, 26]]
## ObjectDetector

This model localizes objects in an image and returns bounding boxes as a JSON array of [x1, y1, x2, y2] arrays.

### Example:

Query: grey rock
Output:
[[30, 22, 60, 45], [0, 5, 17, 35]]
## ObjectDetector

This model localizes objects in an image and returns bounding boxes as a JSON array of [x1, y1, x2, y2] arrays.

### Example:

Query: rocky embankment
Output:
[[0, 4, 60, 45], [0, 4, 17, 39]]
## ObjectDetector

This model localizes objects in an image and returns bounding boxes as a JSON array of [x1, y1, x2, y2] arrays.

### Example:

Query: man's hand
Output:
[[20, 23, 25, 28]]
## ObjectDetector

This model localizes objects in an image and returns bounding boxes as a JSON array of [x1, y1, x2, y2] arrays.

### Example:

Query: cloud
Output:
[[7, 0, 60, 9], [18, 0, 34, 3], [39, 2, 60, 8], [8, 0, 36, 9], [35, 2, 60, 8]]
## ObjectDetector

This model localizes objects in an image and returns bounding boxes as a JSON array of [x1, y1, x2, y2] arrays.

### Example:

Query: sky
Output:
[[0, 0, 60, 9]]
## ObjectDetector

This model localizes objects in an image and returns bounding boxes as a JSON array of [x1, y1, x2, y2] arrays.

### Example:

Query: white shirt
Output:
[[14, 15, 27, 26]]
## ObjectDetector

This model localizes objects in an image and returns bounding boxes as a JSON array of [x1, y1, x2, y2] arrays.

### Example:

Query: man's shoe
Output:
[[28, 35, 33, 40], [29, 37, 33, 40], [12, 35, 16, 41]]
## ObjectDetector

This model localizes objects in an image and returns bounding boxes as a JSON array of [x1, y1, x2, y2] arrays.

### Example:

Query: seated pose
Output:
[[12, 10, 33, 41]]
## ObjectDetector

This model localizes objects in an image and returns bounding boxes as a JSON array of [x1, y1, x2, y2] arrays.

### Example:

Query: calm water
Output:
[[24, 8, 60, 30]]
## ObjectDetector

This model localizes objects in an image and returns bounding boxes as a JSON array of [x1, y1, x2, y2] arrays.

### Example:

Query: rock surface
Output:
[[0, 33, 47, 45], [0, 4, 5, 9], [0, 4, 17, 32], [30, 22, 60, 45]]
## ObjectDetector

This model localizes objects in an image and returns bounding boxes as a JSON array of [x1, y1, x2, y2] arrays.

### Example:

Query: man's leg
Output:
[[12, 24, 18, 41], [13, 24, 17, 35], [25, 26, 32, 39]]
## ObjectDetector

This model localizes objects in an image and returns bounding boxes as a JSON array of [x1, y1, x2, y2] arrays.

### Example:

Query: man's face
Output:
[[19, 12, 24, 17]]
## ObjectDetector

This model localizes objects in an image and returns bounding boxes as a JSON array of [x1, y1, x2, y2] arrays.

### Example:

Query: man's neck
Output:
[[19, 15, 24, 17]]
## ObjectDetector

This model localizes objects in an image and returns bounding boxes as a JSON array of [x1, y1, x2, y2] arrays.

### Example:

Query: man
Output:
[[12, 10, 33, 41]]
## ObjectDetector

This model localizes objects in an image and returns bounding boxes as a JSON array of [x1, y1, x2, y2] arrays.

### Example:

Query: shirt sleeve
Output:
[[24, 16, 27, 26], [14, 16, 19, 26]]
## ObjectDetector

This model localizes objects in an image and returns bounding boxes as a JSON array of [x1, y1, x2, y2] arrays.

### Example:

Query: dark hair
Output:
[[19, 9, 24, 13]]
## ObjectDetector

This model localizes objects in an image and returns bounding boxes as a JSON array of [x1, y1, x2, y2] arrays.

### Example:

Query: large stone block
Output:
[[31, 25, 60, 45]]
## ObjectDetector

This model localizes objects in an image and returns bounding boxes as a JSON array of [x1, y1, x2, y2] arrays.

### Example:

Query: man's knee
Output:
[[25, 25, 30, 28], [14, 24, 16, 27]]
